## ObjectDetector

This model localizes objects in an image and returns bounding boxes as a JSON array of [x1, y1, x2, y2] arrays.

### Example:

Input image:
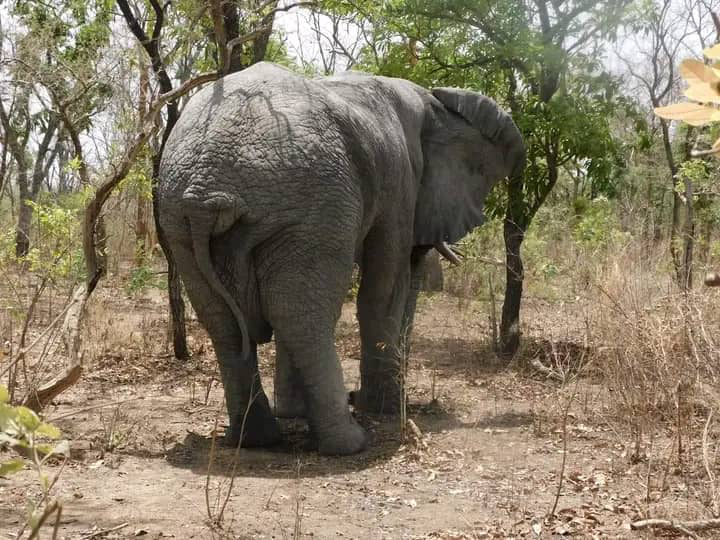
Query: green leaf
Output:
[[14, 406, 40, 432], [36, 422, 61, 440], [0, 385, 8, 404], [0, 403, 14, 430], [34, 443, 55, 456], [0, 459, 25, 476]]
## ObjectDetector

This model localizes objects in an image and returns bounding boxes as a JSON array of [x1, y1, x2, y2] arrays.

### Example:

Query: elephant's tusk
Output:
[[435, 242, 462, 265]]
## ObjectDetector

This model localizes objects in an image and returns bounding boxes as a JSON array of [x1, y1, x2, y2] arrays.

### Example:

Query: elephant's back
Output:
[[161, 63, 354, 191], [158, 62, 365, 242]]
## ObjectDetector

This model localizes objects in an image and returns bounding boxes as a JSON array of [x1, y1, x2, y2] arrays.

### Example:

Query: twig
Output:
[[205, 416, 219, 522], [691, 147, 720, 157], [27, 501, 61, 540], [0, 289, 81, 380], [548, 375, 581, 517], [47, 397, 142, 422], [217, 381, 259, 524], [78, 522, 129, 540], [530, 357, 565, 382], [488, 273, 498, 351]]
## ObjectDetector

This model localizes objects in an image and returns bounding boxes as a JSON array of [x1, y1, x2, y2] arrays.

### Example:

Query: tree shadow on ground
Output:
[[406, 398, 534, 433], [409, 334, 591, 381], [409, 334, 508, 379]]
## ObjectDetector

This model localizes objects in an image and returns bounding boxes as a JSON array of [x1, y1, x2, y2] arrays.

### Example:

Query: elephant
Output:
[[157, 62, 526, 455]]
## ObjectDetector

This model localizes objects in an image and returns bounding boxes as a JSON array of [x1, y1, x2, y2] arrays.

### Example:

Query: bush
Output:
[[572, 196, 630, 252]]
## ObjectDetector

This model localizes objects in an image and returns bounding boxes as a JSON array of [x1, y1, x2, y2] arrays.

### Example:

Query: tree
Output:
[[1, 1, 114, 258]]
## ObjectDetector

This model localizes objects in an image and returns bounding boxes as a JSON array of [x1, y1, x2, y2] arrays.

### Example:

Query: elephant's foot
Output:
[[223, 404, 283, 448], [315, 417, 367, 456], [350, 385, 402, 414]]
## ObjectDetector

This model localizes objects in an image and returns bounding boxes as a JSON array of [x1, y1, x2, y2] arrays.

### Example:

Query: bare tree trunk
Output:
[[135, 197, 149, 266], [135, 53, 151, 267], [500, 173, 526, 357], [152, 156, 189, 360], [118, 0, 189, 360], [0, 101, 31, 257], [15, 197, 31, 257], [682, 176, 694, 290], [0, 139, 8, 208]]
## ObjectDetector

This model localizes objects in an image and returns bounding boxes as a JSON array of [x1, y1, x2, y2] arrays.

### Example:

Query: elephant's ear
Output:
[[414, 87, 525, 246]]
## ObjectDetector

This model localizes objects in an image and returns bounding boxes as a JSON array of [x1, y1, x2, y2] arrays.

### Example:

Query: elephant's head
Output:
[[414, 87, 526, 256]]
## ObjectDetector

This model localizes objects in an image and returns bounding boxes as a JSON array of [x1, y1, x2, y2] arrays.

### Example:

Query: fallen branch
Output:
[[23, 365, 83, 413], [631, 518, 720, 537], [79, 522, 129, 540], [530, 357, 565, 382], [22, 285, 87, 412]]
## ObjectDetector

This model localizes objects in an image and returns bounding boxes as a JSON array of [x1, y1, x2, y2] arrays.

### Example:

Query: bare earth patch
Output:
[[0, 287, 709, 538]]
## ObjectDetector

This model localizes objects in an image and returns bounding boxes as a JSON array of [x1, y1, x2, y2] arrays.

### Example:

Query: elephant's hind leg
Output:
[[273, 341, 307, 418], [171, 241, 281, 448], [261, 241, 366, 455]]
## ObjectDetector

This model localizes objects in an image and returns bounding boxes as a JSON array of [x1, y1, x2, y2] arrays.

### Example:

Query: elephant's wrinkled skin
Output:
[[158, 62, 525, 455]]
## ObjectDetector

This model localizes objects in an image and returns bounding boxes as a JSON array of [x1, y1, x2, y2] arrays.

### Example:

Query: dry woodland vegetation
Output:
[[4, 0, 720, 539], [3, 199, 720, 539]]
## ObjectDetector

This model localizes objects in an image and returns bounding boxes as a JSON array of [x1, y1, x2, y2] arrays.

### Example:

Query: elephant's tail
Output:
[[185, 190, 252, 360]]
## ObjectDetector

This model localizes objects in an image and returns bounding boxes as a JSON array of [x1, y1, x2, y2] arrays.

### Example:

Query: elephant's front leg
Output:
[[400, 247, 433, 358], [353, 239, 414, 414]]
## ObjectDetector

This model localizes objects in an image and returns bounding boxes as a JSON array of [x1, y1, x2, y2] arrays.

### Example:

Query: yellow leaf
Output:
[[654, 102, 720, 125], [684, 83, 720, 104], [710, 62, 720, 79], [705, 44, 720, 60], [680, 59, 720, 85]]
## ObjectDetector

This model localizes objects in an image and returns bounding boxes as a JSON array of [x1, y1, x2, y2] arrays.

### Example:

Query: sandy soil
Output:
[[0, 286, 709, 539]]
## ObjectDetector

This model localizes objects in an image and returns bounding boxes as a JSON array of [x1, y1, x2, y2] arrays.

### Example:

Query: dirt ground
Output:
[[0, 285, 710, 539]]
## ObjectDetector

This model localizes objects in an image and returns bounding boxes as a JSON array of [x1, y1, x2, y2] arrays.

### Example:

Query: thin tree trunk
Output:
[[135, 53, 151, 267], [0, 139, 8, 208], [658, 118, 686, 286], [0, 100, 31, 257], [500, 173, 526, 357], [152, 155, 189, 360], [118, 0, 189, 360], [15, 197, 31, 257], [682, 175, 694, 290]]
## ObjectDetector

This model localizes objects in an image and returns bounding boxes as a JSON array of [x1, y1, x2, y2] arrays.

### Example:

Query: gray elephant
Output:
[[158, 62, 525, 455]]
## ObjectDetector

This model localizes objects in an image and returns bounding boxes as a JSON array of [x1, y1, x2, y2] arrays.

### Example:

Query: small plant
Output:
[[24, 198, 85, 282], [0, 384, 69, 538], [127, 264, 158, 294]]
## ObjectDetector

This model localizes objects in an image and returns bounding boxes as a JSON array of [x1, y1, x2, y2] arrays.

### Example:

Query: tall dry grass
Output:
[[582, 241, 720, 439]]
